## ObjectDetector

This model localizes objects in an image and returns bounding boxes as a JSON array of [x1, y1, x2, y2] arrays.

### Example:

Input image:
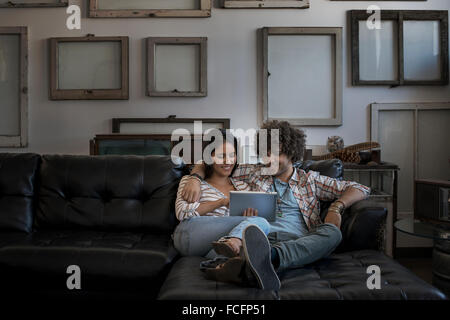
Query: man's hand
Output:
[[242, 208, 258, 217], [181, 177, 202, 203], [324, 210, 342, 229]]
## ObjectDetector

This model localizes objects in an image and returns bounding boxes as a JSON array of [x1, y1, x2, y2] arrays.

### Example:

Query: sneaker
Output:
[[242, 225, 281, 291]]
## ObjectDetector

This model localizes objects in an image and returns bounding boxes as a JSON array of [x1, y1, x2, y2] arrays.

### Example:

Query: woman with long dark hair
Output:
[[173, 129, 270, 258]]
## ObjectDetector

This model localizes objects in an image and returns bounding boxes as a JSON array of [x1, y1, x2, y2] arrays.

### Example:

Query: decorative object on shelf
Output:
[[89, 0, 211, 18], [223, 0, 309, 9], [0, 26, 28, 148], [49, 35, 129, 100], [146, 37, 207, 97], [314, 142, 381, 164], [327, 136, 344, 153], [112, 117, 230, 134], [0, 0, 68, 8], [350, 10, 448, 86], [262, 27, 343, 126]]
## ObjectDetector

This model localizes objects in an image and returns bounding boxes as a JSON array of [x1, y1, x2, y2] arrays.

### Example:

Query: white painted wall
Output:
[[0, 0, 449, 154], [1, 0, 449, 249]]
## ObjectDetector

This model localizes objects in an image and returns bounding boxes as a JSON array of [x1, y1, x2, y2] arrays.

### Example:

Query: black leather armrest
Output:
[[335, 204, 387, 254], [294, 159, 343, 180]]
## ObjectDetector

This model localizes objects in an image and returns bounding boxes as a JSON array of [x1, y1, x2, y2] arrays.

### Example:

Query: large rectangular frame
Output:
[[351, 10, 449, 86], [262, 27, 343, 126], [146, 37, 207, 97], [89, 0, 211, 18], [0, 0, 67, 8], [224, 0, 309, 8], [0, 26, 28, 147], [49, 36, 129, 100], [371, 102, 450, 179]]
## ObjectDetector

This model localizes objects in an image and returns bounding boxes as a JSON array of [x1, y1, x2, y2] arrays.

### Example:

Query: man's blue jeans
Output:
[[173, 216, 271, 258], [269, 223, 343, 272]]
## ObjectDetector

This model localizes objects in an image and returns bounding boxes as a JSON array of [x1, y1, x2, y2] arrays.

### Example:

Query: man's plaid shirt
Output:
[[230, 164, 371, 230]]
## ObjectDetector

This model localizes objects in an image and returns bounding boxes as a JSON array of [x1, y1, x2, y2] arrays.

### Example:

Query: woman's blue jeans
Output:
[[173, 216, 271, 258]]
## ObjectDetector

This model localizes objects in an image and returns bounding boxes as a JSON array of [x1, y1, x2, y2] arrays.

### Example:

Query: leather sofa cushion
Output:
[[36, 155, 186, 233], [158, 250, 447, 300], [0, 230, 178, 295], [0, 153, 40, 233], [0, 230, 177, 278]]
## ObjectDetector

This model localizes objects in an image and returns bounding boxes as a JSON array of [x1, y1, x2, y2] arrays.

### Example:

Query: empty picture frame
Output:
[[49, 36, 129, 100], [89, 0, 211, 18], [112, 117, 230, 133], [351, 10, 449, 86], [262, 27, 343, 126], [224, 0, 309, 9], [0, 0, 67, 8], [0, 27, 28, 147], [147, 37, 207, 97]]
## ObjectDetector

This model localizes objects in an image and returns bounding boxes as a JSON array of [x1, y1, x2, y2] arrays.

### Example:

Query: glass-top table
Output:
[[394, 218, 450, 296], [394, 218, 450, 241]]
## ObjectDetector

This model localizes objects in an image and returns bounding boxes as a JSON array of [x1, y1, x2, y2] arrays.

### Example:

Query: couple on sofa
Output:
[[173, 120, 371, 291]]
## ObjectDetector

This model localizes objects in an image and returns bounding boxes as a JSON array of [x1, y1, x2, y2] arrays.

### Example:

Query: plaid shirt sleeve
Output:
[[310, 171, 371, 201], [232, 164, 261, 183]]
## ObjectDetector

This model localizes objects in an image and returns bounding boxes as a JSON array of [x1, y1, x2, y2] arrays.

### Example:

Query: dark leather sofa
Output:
[[0, 153, 446, 301]]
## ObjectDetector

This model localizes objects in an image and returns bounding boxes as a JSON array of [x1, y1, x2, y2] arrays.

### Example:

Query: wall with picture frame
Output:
[[0, 0, 448, 160]]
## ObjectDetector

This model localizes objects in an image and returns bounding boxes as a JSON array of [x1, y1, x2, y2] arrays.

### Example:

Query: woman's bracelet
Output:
[[189, 173, 203, 182]]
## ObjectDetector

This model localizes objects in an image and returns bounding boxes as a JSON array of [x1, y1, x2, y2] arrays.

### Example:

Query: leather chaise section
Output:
[[158, 251, 446, 300]]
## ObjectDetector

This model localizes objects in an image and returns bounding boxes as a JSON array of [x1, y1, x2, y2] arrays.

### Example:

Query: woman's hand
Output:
[[220, 197, 230, 208], [242, 208, 258, 217], [181, 177, 202, 203]]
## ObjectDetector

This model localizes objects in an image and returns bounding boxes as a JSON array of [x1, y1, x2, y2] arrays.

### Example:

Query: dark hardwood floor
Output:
[[396, 257, 433, 284]]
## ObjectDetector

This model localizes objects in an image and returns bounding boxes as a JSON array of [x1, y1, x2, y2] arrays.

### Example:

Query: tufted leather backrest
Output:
[[36, 154, 187, 233], [0, 153, 41, 233]]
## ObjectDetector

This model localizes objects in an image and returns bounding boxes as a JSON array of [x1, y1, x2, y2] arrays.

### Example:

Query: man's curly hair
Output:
[[258, 120, 307, 163]]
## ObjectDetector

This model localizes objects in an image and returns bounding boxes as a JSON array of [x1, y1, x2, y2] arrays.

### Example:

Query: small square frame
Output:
[[49, 36, 129, 100], [146, 37, 207, 97], [89, 0, 211, 18], [0, 26, 28, 147]]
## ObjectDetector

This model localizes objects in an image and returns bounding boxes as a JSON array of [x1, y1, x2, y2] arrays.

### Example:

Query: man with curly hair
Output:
[[182, 120, 371, 291]]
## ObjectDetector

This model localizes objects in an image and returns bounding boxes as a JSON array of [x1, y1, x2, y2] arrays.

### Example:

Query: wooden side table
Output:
[[343, 162, 399, 257]]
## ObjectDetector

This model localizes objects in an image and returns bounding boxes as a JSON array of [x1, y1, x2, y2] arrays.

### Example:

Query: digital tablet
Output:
[[229, 191, 278, 222]]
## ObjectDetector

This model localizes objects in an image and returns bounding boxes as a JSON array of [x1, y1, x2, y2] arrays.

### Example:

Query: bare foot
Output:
[[224, 237, 242, 255]]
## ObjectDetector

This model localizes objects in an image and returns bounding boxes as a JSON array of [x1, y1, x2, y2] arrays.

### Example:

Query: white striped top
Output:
[[175, 175, 250, 221]]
